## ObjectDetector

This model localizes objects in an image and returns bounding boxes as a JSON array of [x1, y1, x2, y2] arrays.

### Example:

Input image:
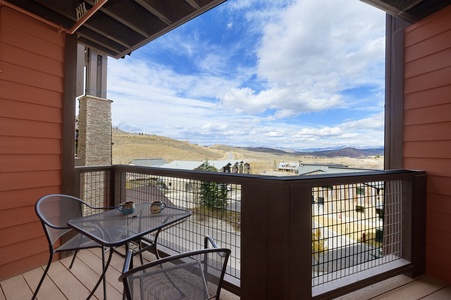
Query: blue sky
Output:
[[107, 0, 386, 151]]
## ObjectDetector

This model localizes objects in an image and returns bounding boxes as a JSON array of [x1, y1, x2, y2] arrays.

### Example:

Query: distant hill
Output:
[[297, 147, 384, 158], [112, 128, 226, 164], [112, 129, 384, 170], [237, 147, 292, 156], [238, 146, 383, 158]]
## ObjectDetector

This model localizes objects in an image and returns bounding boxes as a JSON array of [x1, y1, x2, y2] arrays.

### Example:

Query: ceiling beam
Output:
[[135, 0, 173, 25], [400, 0, 423, 13], [185, 0, 201, 10], [99, 8, 149, 37]]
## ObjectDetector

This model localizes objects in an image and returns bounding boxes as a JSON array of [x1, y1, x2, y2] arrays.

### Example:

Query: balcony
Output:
[[0, 247, 239, 300], [70, 164, 430, 298], [2, 165, 431, 299], [1, 250, 450, 299]]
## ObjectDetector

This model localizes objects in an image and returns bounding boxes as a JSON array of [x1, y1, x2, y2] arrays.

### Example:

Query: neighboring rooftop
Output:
[[298, 163, 374, 176], [132, 159, 251, 174], [129, 158, 167, 167]]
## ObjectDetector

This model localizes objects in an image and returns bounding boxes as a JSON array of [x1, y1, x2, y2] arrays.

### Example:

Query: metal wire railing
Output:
[[75, 165, 426, 298], [122, 172, 242, 280], [311, 180, 404, 288], [77, 168, 112, 215]]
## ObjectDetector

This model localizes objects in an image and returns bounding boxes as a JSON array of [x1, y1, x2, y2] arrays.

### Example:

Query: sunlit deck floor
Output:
[[0, 248, 239, 300], [1, 248, 450, 300]]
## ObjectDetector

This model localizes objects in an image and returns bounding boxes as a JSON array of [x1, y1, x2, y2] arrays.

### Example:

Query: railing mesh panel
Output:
[[78, 169, 111, 215], [312, 180, 403, 286], [124, 172, 241, 280], [75, 166, 420, 296]]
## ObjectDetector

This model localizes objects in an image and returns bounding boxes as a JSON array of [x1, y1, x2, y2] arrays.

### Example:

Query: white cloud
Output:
[[342, 112, 385, 130], [219, 0, 386, 116], [107, 0, 386, 150]]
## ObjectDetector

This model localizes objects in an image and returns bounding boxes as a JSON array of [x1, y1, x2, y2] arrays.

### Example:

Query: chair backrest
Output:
[[35, 194, 85, 247], [121, 247, 231, 300]]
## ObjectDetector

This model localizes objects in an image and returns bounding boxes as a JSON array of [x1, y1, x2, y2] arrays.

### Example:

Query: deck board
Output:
[[334, 274, 415, 300], [47, 260, 91, 299], [59, 252, 121, 300], [1, 248, 450, 299], [423, 286, 451, 299], [1, 274, 34, 300], [371, 276, 449, 300], [22, 267, 62, 300]]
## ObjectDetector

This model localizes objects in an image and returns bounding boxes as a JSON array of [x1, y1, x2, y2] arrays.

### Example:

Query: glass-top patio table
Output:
[[68, 202, 191, 299]]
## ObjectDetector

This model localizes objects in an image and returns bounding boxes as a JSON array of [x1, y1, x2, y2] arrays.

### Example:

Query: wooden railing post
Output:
[[240, 181, 270, 299], [73, 168, 81, 198], [409, 171, 427, 278], [107, 167, 115, 206], [113, 165, 127, 205], [289, 182, 313, 299]]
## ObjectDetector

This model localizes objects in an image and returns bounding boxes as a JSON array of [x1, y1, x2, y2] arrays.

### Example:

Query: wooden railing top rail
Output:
[[75, 164, 425, 185]]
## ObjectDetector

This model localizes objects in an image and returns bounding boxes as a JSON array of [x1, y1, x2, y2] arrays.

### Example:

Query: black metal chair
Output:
[[113, 221, 164, 265], [33, 194, 113, 299], [119, 236, 231, 300]]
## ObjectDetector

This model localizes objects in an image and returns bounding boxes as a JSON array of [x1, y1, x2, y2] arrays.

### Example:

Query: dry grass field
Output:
[[112, 129, 225, 164], [112, 129, 384, 173]]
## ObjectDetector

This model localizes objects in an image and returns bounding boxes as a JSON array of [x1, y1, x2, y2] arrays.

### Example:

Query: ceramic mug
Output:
[[118, 201, 135, 214], [150, 201, 166, 214]]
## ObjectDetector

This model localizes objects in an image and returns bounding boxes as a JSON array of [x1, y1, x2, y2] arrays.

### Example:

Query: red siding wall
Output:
[[404, 5, 451, 284], [0, 6, 65, 280]]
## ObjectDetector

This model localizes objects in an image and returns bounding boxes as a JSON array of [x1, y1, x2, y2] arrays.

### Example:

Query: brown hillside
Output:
[[112, 129, 384, 172], [112, 129, 226, 164]]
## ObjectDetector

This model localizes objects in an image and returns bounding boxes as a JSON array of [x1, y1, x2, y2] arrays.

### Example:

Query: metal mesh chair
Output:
[[119, 236, 231, 300], [33, 194, 113, 299], [112, 221, 164, 265]]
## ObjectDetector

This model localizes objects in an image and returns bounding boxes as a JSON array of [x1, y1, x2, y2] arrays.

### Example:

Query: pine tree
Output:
[[199, 161, 228, 209]]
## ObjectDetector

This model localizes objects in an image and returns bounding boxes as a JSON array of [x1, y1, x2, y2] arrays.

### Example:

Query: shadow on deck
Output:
[[1, 247, 450, 299]]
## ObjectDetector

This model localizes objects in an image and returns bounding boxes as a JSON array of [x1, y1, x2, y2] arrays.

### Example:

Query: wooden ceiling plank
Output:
[[135, 0, 173, 25], [77, 34, 124, 57], [185, 0, 201, 10], [100, 8, 150, 37]]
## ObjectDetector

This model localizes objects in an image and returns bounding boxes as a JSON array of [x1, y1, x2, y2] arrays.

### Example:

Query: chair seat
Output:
[[56, 232, 103, 252], [131, 259, 213, 299], [120, 236, 231, 300]]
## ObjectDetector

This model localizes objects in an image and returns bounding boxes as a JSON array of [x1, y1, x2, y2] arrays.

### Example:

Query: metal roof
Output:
[[159, 160, 245, 171], [129, 158, 167, 167], [5, 0, 226, 59], [298, 164, 373, 176], [361, 0, 451, 22]]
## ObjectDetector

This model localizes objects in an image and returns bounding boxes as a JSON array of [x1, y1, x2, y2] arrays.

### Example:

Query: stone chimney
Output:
[[77, 95, 113, 166]]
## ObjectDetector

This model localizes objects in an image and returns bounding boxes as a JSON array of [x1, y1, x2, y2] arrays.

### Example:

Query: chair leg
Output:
[[69, 250, 79, 268], [32, 252, 54, 300], [122, 252, 134, 300], [155, 245, 160, 260], [102, 248, 107, 298], [154, 229, 161, 260], [139, 245, 144, 265], [86, 247, 114, 300], [137, 238, 159, 264]]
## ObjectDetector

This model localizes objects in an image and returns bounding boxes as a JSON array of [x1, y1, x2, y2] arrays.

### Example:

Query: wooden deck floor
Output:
[[0, 248, 239, 300], [1, 248, 450, 300]]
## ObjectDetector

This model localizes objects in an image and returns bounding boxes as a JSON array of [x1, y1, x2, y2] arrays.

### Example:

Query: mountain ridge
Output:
[[234, 146, 383, 158], [112, 129, 384, 170], [113, 128, 383, 160]]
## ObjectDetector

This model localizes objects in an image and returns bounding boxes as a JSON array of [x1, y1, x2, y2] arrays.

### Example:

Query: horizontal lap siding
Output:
[[404, 5, 451, 284], [0, 7, 65, 280]]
